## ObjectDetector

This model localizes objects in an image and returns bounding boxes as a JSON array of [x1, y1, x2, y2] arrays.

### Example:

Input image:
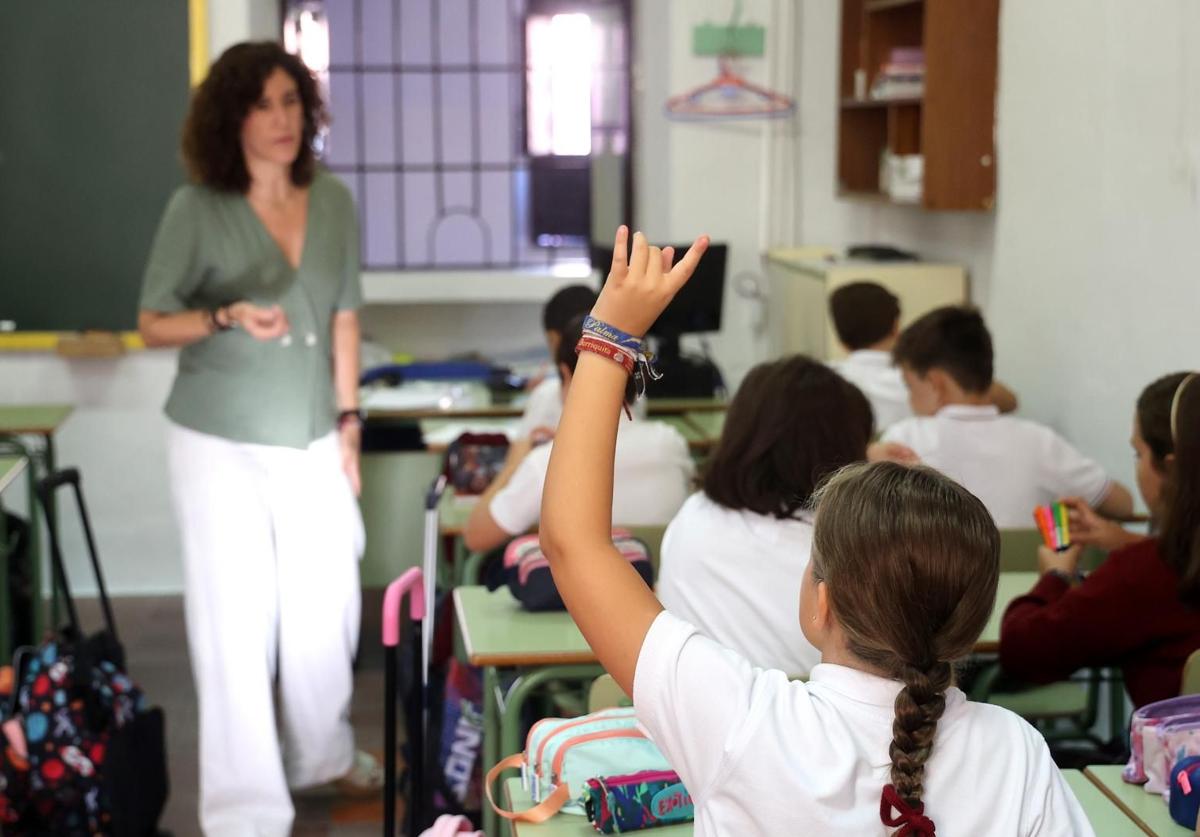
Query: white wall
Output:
[[790, 0, 1200, 500]]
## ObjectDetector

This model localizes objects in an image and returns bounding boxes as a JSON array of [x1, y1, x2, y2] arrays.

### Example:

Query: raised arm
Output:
[[540, 227, 708, 695]]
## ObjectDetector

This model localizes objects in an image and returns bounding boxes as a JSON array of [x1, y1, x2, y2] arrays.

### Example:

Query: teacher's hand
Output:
[[228, 302, 290, 341], [339, 421, 361, 497]]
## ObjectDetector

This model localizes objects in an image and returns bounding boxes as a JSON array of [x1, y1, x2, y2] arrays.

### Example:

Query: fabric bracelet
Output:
[[582, 316, 642, 351], [576, 335, 637, 375]]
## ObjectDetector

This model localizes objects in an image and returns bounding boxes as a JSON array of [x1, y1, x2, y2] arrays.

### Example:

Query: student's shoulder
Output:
[[629, 418, 691, 450], [955, 695, 1052, 754], [881, 414, 931, 441]]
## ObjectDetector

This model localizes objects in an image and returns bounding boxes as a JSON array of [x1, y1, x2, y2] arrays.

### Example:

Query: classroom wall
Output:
[[790, 0, 1200, 502]]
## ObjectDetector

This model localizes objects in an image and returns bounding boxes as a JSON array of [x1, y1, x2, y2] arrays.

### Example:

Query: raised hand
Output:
[[590, 226, 709, 339]]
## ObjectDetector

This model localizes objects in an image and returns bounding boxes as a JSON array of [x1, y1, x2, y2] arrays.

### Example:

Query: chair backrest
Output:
[[1182, 649, 1200, 696], [588, 673, 631, 712], [998, 528, 1106, 572]]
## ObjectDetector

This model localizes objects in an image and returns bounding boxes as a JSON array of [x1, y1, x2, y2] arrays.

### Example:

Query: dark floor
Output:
[[78, 590, 397, 837]]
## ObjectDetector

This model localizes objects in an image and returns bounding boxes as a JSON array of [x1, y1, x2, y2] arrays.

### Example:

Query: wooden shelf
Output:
[[837, 0, 998, 210], [836, 188, 923, 206], [866, 0, 923, 11], [840, 96, 922, 109]]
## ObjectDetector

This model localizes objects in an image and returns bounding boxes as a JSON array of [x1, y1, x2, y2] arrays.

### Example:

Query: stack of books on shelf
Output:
[[870, 47, 924, 100]]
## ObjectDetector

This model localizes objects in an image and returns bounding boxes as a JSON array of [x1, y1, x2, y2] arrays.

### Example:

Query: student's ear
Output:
[[546, 330, 562, 357], [888, 318, 900, 339], [557, 362, 573, 388], [926, 368, 956, 405], [814, 580, 833, 632]]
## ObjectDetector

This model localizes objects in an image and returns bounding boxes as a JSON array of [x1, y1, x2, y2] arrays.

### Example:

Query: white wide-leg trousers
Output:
[[166, 423, 365, 837]]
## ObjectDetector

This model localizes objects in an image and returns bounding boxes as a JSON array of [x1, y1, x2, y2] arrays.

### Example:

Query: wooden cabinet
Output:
[[837, 0, 999, 210]]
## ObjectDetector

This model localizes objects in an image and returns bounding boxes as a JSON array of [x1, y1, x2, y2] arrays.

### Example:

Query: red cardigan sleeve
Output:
[[999, 542, 1159, 684]]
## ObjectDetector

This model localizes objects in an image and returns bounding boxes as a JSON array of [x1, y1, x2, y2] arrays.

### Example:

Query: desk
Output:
[[420, 416, 716, 455], [502, 777, 692, 836], [0, 404, 71, 641], [455, 586, 602, 836], [0, 456, 29, 658], [975, 571, 1037, 653], [366, 392, 725, 422], [1085, 764, 1191, 835], [1061, 769, 1144, 836]]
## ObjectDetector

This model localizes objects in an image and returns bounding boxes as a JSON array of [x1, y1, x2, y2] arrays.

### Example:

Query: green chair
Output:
[[588, 673, 632, 712], [1181, 649, 1200, 695]]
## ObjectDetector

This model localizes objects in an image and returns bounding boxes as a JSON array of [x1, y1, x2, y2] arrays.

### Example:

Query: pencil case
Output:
[[582, 769, 693, 833]]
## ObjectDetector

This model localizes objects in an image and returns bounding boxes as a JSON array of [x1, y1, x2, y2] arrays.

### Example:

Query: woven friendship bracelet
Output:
[[576, 334, 637, 375], [582, 316, 642, 351]]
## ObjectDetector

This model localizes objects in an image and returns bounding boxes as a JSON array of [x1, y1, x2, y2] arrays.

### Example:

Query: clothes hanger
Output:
[[663, 0, 795, 121], [664, 56, 795, 121]]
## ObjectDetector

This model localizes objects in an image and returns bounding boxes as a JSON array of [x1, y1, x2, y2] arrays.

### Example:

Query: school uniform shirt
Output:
[[881, 405, 1112, 528], [656, 493, 819, 676], [1001, 537, 1200, 708], [829, 350, 912, 431], [635, 610, 1094, 836], [488, 419, 694, 534], [516, 377, 563, 438]]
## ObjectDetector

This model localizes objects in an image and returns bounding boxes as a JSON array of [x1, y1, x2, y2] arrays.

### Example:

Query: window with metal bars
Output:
[[283, 0, 631, 272]]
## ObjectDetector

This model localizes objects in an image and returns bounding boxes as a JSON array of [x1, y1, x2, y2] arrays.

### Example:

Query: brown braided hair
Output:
[[809, 462, 999, 821]]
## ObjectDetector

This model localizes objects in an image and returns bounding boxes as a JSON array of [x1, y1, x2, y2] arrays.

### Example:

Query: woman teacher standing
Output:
[[138, 42, 379, 835]]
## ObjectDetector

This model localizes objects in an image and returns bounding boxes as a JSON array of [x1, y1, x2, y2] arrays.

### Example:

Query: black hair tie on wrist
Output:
[[337, 408, 365, 429]]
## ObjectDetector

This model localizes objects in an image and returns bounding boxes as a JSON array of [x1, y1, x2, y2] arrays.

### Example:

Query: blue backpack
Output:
[[1169, 755, 1200, 828]]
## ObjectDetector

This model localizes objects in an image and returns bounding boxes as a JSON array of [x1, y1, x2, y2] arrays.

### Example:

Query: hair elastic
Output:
[[1171, 373, 1197, 445]]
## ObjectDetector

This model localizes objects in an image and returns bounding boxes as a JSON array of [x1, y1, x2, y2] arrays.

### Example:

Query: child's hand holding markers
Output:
[[1060, 497, 1144, 552]]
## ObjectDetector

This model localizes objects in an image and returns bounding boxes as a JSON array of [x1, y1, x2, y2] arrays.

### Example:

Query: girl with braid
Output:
[[539, 226, 1092, 835]]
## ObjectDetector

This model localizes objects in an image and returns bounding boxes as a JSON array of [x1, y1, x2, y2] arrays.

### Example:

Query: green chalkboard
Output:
[[0, 3, 190, 331]]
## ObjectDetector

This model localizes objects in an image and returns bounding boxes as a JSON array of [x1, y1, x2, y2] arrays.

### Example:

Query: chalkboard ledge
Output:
[[0, 332, 145, 354]]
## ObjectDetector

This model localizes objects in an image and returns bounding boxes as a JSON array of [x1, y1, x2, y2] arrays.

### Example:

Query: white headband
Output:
[[1170, 373, 1197, 445]]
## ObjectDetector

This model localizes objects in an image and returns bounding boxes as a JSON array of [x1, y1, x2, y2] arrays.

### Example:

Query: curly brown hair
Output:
[[182, 41, 326, 192]]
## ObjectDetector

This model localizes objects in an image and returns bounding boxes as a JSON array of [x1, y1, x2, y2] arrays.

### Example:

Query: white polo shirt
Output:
[[489, 419, 694, 534], [881, 405, 1112, 528], [829, 350, 912, 431], [656, 493, 819, 676], [516, 377, 563, 439], [634, 611, 1094, 836]]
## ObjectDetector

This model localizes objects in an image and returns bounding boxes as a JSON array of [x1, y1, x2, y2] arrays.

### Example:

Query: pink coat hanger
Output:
[[664, 58, 795, 121]]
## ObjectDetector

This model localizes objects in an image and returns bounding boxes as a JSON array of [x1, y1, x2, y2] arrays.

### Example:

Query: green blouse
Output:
[[140, 170, 363, 449]]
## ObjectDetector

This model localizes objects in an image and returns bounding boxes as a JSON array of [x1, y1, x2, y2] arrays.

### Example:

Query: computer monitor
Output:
[[590, 241, 727, 343]]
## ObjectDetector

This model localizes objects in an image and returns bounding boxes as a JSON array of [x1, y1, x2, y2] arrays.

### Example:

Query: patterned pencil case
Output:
[[582, 770, 693, 833]]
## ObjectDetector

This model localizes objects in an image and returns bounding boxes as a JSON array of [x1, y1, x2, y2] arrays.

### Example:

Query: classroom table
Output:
[[681, 409, 725, 449], [454, 586, 602, 836], [1085, 764, 1192, 835], [502, 777, 693, 836], [0, 404, 71, 641], [975, 571, 1038, 653], [0, 456, 29, 658], [1061, 769, 1145, 836], [420, 416, 715, 455], [366, 387, 726, 422]]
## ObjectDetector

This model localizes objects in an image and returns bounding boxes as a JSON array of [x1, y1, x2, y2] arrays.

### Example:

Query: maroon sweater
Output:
[[1000, 538, 1200, 708]]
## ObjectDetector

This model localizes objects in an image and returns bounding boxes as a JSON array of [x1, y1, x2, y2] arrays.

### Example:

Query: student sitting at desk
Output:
[[464, 314, 693, 553], [880, 306, 1133, 527], [656, 355, 872, 676], [538, 228, 1090, 836], [1000, 372, 1200, 707], [517, 284, 598, 439], [828, 281, 1018, 432]]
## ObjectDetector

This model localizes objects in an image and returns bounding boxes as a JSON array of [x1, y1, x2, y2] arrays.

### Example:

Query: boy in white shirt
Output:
[[829, 281, 1019, 432], [516, 284, 597, 439], [828, 282, 914, 431], [538, 229, 1093, 836], [464, 313, 693, 553], [882, 306, 1133, 527]]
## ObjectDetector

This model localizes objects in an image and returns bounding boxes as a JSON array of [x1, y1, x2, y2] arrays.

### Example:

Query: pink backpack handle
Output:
[[382, 567, 426, 647]]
